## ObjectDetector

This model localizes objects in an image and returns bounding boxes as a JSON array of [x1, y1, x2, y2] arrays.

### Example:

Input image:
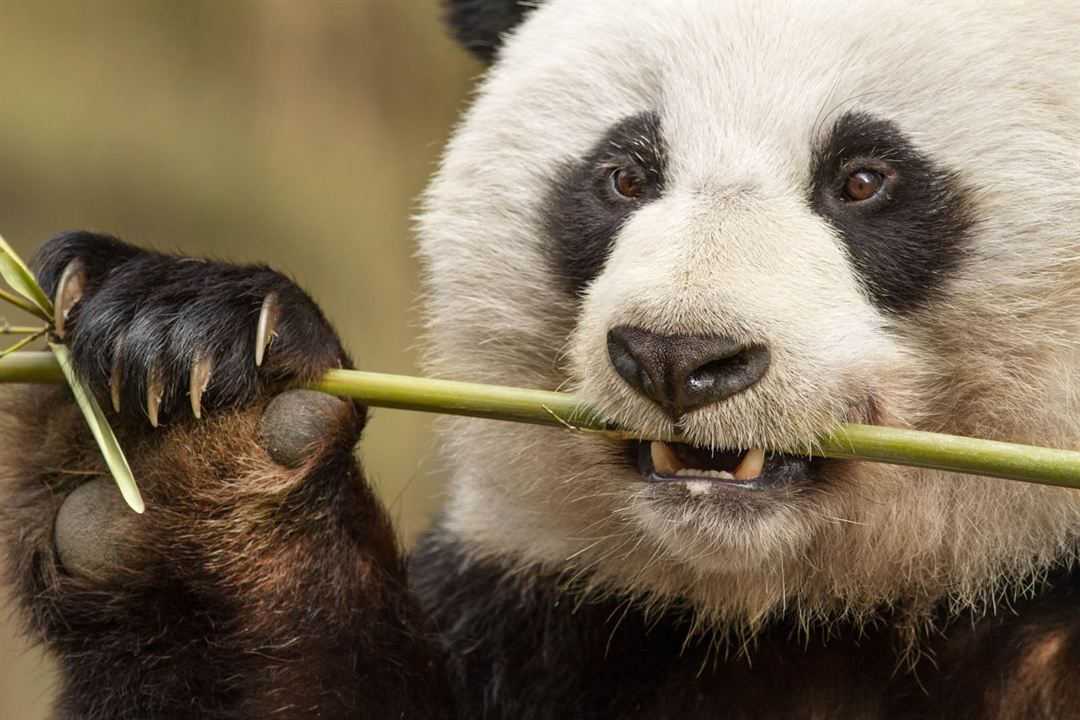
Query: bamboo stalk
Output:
[[4, 350, 1078, 488], [0, 350, 62, 383], [2, 327, 47, 335], [0, 328, 48, 357]]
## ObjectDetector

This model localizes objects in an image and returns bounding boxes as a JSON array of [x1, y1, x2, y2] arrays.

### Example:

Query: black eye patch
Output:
[[809, 111, 974, 314], [544, 112, 667, 297]]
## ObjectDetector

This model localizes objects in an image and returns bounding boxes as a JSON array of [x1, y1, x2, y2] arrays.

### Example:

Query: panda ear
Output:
[[441, 0, 538, 62]]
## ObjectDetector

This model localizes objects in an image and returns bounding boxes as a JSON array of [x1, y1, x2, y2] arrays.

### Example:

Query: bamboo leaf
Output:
[[0, 234, 53, 321], [0, 288, 48, 320], [0, 233, 142, 512], [49, 344, 144, 514]]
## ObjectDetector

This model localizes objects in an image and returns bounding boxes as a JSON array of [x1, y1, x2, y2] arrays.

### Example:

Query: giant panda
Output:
[[2, 0, 1078, 718]]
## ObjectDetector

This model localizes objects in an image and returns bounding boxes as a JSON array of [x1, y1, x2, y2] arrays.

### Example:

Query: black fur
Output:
[[809, 112, 974, 314], [413, 529, 1080, 719], [33, 231, 350, 429], [544, 112, 667, 296], [441, 0, 537, 61]]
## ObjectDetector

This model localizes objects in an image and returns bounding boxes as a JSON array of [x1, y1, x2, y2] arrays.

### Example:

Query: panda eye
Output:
[[609, 167, 646, 200], [842, 169, 886, 202]]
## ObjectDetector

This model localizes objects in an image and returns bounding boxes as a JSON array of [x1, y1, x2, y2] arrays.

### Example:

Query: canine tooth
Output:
[[733, 447, 765, 481], [255, 293, 280, 368], [650, 442, 683, 475], [54, 259, 87, 339], [189, 353, 213, 420]]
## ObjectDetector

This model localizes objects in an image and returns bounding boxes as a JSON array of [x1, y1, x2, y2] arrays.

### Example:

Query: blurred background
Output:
[[0, 1, 478, 715]]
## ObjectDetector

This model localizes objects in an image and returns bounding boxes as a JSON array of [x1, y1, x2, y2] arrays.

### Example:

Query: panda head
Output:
[[418, 1, 1080, 630]]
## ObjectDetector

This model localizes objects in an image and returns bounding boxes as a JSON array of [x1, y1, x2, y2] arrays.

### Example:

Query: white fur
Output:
[[417, 0, 1080, 634]]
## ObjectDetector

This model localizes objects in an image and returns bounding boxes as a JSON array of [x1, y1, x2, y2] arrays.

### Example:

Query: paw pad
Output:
[[257, 390, 355, 468], [54, 478, 148, 582]]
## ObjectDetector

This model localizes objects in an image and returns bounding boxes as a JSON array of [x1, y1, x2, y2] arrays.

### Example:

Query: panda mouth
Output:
[[632, 440, 820, 490]]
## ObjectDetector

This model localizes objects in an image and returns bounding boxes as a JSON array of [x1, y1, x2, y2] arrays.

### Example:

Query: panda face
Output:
[[418, 1, 1080, 627]]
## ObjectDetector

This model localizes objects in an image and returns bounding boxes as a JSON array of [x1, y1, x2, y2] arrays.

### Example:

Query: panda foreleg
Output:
[[0, 231, 453, 719]]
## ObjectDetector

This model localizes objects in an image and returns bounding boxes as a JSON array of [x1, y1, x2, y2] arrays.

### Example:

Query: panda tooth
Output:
[[650, 442, 683, 475], [675, 469, 735, 480], [733, 447, 766, 481]]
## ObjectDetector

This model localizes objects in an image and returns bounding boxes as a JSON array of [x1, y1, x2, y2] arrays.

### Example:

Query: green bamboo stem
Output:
[[0, 350, 62, 382], [0, 328, 48, 357], [2, 326, 47, 335], [1, 322, 48, 335], [4, 350, 1078, 488]]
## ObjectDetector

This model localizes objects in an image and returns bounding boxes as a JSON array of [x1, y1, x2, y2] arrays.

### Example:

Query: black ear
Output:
[[441, 0, 538, 62]]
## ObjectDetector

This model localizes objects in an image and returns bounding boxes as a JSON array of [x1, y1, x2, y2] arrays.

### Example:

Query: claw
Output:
[[189, 353, 212, 420], [255, 293, 280, 368], [109, 343, 123, 413], [54, 258, 87, 339], [146, 365, 164, 428]]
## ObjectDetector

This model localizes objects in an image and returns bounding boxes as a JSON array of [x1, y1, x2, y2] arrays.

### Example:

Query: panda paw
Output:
[[34, 230, 350, 427], [2, 379, 417, 716], [52, 389, 363, 583]]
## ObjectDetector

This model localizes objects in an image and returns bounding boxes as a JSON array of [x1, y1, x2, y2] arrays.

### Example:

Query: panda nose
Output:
[[606, 325, 770, 418]]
